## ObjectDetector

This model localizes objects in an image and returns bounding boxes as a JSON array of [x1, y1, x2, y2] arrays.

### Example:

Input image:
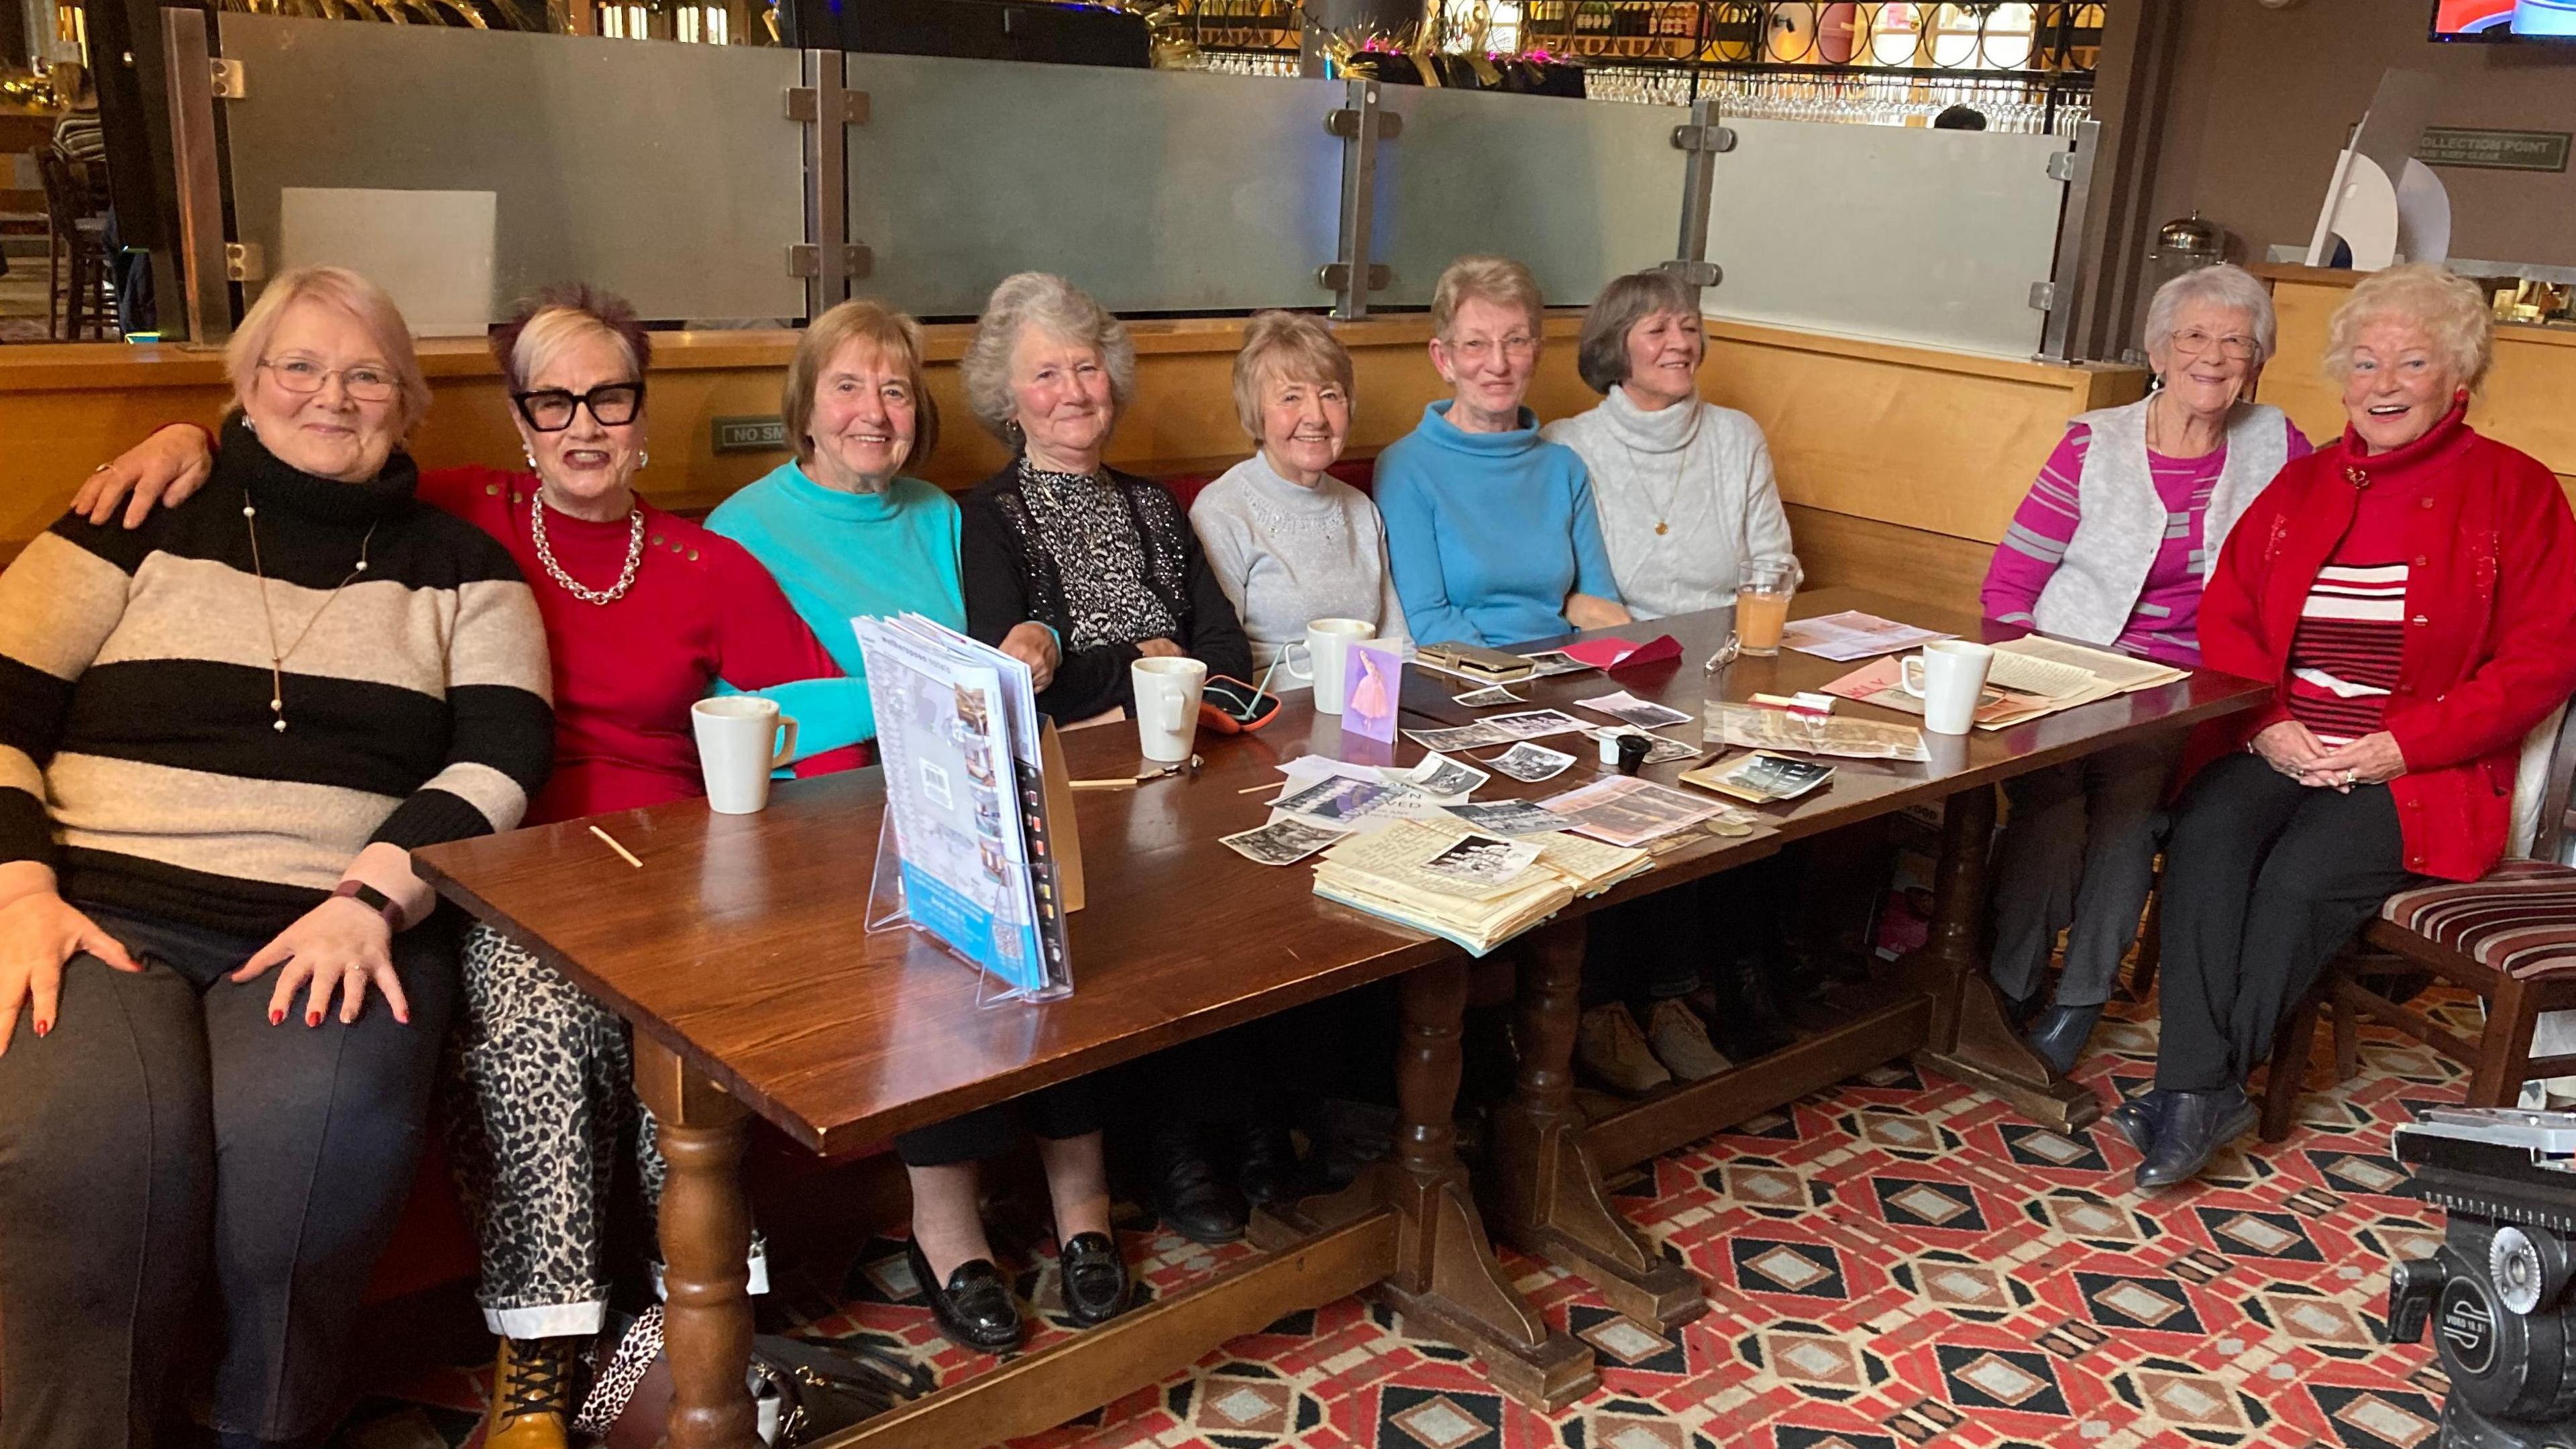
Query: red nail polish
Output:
[[270, 1008, 285, 1025], [306, 1010, 321, 1027], [33, 1019, 49, 1037]]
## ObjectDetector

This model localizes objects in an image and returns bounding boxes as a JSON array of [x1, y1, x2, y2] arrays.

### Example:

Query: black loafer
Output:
[[2133, 1086, 2258, 1191], [1058, 1231, 1130, 1326], [1150, 1124, 1248, 1244], [1238, 1123, 1306, 1210], [2023, 1002, 2104, 1077], [905, 1237, 1022, 1352], [2104, 1087, 2171, 1155]]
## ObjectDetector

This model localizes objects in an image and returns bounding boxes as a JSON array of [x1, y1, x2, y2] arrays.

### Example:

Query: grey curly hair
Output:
[[959, 272, 1138, 443]]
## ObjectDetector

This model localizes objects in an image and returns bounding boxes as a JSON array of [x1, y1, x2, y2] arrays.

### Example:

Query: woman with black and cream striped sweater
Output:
[[0, 267, 553, 1449]]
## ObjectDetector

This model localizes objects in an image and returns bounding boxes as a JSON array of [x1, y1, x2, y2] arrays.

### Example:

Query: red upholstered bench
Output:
[[1155, 456, 1377, 514]]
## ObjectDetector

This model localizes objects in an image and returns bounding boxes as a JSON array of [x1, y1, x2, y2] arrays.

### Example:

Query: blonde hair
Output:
[[1230, 311, 1354, 438], [225, 266, 431, 433], [785, 299, 939, 472], [1430, 255, 1544, 341], [2324, 262, 2495, 395], [494, 284, 650, 394], [959, 272, 1136, 443]]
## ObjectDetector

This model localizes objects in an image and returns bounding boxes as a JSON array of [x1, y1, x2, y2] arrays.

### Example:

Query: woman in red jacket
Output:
[[2124, 264, 2576, 1189]]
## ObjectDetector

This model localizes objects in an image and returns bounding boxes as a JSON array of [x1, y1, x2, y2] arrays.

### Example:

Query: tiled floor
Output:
[[335, 991, 2465, 1449]]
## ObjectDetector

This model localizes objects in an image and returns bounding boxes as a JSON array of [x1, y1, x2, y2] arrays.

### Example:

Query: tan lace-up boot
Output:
[[482, 1335, 581, 1449], [1576, 1003, 1672, 1097]]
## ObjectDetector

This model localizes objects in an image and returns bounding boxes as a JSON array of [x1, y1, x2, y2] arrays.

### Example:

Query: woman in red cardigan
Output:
[[2123, 264, 2576, 1189]]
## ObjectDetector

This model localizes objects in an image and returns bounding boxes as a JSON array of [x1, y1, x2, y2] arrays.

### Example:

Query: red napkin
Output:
[[1561, 634, 1682, 671]]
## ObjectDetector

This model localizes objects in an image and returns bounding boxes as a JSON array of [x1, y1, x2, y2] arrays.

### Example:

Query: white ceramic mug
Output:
[[692, 696, 799, 814], [1130, 655, 1209, 763], [1900, 641, 1995, 736], [1279, 618, 1376, 714]]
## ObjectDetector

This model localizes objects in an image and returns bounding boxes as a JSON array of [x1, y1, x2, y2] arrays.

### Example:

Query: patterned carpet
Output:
[[328, 986, 2467, 1449]]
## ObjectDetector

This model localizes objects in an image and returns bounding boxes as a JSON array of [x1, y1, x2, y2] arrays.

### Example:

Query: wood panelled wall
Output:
[[0, 318, 2143, 613]]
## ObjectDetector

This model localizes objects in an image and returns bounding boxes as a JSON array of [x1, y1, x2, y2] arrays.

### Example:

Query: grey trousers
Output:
[[0, 906, 456, 1448], [1986, 734, 2184, 1009]]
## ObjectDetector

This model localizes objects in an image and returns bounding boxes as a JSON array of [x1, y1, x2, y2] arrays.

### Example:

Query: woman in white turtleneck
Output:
[[1543, 269, 1794, 619]]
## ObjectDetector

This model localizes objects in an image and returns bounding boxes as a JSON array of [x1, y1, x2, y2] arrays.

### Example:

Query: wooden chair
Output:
[[34, 146, 114, 341], [2259, 702, 2576, 1139]]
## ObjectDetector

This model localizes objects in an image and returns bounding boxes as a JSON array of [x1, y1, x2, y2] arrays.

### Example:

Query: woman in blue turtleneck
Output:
[[1375, 256, 1628, 648]]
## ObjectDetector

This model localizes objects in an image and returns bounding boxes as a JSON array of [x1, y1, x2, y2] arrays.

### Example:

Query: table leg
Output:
[[633, 1035, 761, 1449], [1276, 958, 1597, 1409], [1902, 782, 2101, 1130], [1490, 919, 1706, 1330]]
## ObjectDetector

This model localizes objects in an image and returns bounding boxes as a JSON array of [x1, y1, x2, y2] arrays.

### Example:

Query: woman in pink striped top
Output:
[[1978, 264, 2312, 1079]]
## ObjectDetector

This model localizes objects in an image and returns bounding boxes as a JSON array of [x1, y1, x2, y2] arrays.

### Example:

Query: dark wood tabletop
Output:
[[414, 588, 2271, 1157]]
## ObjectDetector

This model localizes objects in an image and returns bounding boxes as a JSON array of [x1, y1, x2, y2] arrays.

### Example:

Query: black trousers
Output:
[[2153, 753, 2424, 1093], [1986, 735, 2182, 1008], [0, 905, 457, 1448], [894, 1077, 1102, 1167]]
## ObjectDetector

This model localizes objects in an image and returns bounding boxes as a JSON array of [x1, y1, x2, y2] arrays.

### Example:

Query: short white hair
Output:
[[960, 272, 1136, 442], [2143, 262, 2277, 368]]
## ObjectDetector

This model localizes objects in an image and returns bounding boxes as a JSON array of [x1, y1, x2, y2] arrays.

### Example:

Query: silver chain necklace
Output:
[[243, 501, 378, 733], [529, 495, 645, 606]]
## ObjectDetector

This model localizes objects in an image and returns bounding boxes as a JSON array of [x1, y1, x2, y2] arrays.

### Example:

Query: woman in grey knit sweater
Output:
[[1542, 269, 1794, 620], [1190, 311, 1409, 672]]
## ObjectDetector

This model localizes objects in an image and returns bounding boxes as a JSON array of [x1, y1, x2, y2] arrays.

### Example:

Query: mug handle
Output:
[[1900, 655, 1927, 699], [769, 715, 799, 769], [1159, 691, 1189, 735], [1282, 643, 1315, 684]]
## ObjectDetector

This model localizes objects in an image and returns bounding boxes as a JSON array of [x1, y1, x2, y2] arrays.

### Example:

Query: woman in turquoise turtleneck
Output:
[[1375, 255, 1628, 648]]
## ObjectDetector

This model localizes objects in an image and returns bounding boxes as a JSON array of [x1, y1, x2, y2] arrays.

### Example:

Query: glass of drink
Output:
[[1735, 555, 1800, 656]]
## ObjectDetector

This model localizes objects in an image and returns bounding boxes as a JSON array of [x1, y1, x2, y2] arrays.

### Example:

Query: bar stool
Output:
[[34, 146, 115, 341]]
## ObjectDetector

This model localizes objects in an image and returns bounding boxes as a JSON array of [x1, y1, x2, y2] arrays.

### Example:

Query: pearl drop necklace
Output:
[[242, 501, 379, 733]]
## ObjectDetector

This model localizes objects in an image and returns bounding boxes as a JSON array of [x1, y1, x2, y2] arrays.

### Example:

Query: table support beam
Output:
[[635, 1034, 761, 1449], [1260, 957, 1597, 1410], [1489, 920, 1706, 1332], [1904, 782, 2102, 1130]]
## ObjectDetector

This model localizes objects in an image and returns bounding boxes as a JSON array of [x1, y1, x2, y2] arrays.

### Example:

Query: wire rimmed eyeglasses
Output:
[[260, 357, 399, 402], [512, 382, 647, 432]]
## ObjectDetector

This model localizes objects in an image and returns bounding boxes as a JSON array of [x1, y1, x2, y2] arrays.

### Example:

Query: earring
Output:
[[524, 448, 538, 470], [637, 449, 649, 470], [243, 416, 258, 434]]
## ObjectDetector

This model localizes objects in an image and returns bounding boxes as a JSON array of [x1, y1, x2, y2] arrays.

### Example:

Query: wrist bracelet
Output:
[[331, 879, 407, 932]]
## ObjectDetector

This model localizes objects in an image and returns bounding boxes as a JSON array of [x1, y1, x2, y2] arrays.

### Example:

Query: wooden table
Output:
[[1450, 590, 2271, 1324], [412, 626, 1796, 1446], [413, 587, 2267, 1447]]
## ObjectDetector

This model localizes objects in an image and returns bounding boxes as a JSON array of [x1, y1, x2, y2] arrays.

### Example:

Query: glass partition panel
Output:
[[218, 15, 805, 329], [1371, 87, 1680, 310], [843, 55, 1346, 319], [1706, 119, 2069, 358]]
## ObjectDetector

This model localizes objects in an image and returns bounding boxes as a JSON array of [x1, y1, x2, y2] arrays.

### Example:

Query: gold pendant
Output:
[[1654, 521, 1670, 535]]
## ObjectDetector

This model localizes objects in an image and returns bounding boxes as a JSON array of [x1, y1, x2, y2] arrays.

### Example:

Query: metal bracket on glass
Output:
[[2033, 119, 2100, 364], [1664, 99, 1727, 298], [162, 9, 233, 347], [793, 52, 872, 315], [226, 242, 264, 282], [1320, 78, 1396, 321], [210, 57, 245, 100]]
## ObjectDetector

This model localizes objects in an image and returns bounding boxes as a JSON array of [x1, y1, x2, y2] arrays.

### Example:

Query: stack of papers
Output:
[[1540, 775, 1733, 847], [1705, 701, 1930, 761], [1779, 610, 1955, 662], [1990, 635, 2188, 695], [1312, 818, 1652, 955]]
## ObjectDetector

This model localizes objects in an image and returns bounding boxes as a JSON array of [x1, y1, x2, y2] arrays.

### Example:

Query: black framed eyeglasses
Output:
[[511, 381, 646, 431]]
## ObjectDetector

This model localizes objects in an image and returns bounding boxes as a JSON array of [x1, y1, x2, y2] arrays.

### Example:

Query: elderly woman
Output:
[[1542, 268, 1794, 619], [1377, 255, 1628, 648], [1978, 263, 2313, 1077], [1190, 309, 1409, 669], [78, 284, 864, 1445], [0, 266, 555, 1449], [2123, 264, 2576, 1189], [959, 271, 1251, 722], [710, 299, 1126, 1356]]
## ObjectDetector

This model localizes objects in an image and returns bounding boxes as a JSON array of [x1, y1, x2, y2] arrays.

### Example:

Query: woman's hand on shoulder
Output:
[[72, 424, 215, 529], [0, 890, 141, 1055], [1000, 621, 1060, 692], [232, 896, 410, 1028]]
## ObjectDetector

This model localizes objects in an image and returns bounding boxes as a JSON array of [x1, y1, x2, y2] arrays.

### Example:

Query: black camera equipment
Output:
[[2387, 1107, 2576, 1449]]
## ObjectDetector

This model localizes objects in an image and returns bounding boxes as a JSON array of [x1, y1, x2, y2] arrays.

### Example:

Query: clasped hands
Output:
[[2249, 719, 2406, 793]]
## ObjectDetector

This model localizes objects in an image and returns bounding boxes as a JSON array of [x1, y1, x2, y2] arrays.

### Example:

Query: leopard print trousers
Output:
[[441, 922, 665, 1338]]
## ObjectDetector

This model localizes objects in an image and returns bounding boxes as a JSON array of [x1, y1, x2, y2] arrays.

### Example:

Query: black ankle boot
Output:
[[1148, 1123, 1246, 1244], [2023, 1002, 2104, 1077], [2133, 1086, 2257, 1190], [2103, 1085, 2171, 1154], [1237, 1122, 1305, 1210]]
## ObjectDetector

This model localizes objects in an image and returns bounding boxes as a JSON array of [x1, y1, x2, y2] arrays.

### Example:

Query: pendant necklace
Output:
[[243, 500, 380, 733], [531, 492, 645, 605], [1610, 431, 1692, 537]]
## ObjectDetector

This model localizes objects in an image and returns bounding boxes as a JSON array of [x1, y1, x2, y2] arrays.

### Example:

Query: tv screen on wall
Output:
[[2434, 0, 2576, 39]]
